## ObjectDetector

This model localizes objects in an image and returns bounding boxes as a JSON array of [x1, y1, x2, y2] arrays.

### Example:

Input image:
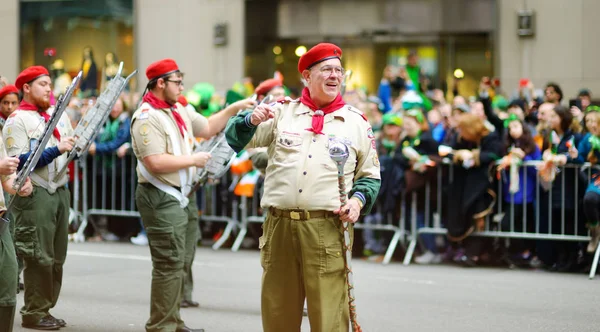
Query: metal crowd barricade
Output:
[[403, 161, 600, 279], [353, 201, 408, 265], [198, 172, 242, 250], [74, 153, 140, 241], [232, 180, 265, 252]]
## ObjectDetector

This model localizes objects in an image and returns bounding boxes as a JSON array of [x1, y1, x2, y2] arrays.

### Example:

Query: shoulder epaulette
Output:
[[347, 105, 368, 122], [276, 96, 296, 104]]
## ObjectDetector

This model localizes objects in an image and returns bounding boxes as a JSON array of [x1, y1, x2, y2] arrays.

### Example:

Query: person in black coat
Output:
[[445, 113, 502, 266]]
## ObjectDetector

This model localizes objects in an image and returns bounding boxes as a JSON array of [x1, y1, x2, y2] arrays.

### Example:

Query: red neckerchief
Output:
[[299, 88, 346, 135], [19, 100, 61, 140], [142, 92, 187, 137]]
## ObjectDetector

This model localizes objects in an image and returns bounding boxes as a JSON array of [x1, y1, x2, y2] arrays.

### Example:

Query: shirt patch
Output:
[[5, 137, 14, 148], [5, 127, 11, 135], [142, 137, 151, 145], [371, 140, 376, 150], [373, 154, 380, 167], [5, 119, 14, 127], [139, 109, 150, 120], [367, 127, 374, 139], [139, 124, 150, 136]]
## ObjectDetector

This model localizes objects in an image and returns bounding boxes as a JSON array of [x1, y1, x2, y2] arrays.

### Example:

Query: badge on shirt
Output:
[[5, 137, 14, 149], [139, 124, 150, 136], [143, 137, 151, 145], [139, 109, 150, 120], [367, 127, 375, 139], [373, 154, 380, 167], [5, 127, 11, 135], [5, 119, 14, 127], [371, 140, 376, 150]]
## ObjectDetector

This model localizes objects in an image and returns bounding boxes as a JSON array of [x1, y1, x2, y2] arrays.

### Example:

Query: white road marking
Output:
[[375, 275, 436, 285], [68, 250, 224, 267]]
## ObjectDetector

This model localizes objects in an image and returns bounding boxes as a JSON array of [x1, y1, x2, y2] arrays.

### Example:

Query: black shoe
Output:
[[47, 314, 67, 327], [176, 326, 205, 332], [21, 316, 60, 330], [180, 300, 200, 308]]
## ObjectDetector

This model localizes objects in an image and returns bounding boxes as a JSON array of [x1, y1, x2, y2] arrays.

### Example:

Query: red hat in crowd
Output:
[[15, 66, 50, 91], [146, 58, 180, 81], [255, 78, 282, 96], [297, 43, 342, 73], [177, 95, 188, 106], [0, 85, 18, 101]]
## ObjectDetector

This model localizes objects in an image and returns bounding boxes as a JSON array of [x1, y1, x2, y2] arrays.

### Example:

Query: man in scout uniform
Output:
[[131, 58, 255, 332], [0, 84, 24, 292], [3, 66, 76, 330], [0, 152, 33, 332], [225, 43, 381, 332]]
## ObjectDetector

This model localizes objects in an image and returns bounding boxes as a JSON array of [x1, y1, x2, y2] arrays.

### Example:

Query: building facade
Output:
[[0, 0, 598, 101]]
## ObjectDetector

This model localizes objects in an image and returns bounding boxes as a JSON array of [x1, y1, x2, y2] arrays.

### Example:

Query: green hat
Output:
[[192, 83, 215, 110], [405, 109, 425, 123], [382, 113, 403, 126], [225, 89, 245, 106], [492, 95, 509, 111]]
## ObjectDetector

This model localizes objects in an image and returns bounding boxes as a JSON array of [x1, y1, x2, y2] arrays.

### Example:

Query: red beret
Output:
[[15, 66, 50, 90], [298, 43, 342, 73], [177, 95, 188, 106], [0, 85, 18, 101], [146, 58, 180, 81], [255, 78, 283, 96]]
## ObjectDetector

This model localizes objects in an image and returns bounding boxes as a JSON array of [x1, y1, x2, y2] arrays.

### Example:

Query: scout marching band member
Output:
[[3, 66, 76, 330], [130, 58, 255, 332], [0, 141, 33, 332], [225, 43, 380, 332], [0, 84, 23, 292]]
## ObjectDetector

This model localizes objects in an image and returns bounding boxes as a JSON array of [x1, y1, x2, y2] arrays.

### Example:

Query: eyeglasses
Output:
[[165, 79, 184, 87], [315, 65, 345, 77]]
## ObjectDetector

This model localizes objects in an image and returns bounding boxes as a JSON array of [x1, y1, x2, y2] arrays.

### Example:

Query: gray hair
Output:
[[65, 106, 82, 123]]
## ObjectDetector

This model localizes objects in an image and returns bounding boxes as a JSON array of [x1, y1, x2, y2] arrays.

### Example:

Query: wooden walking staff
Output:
[[328, 138, 362, 332]]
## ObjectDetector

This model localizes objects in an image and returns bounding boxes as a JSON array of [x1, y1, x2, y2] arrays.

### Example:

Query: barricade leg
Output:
[[589, 244, 600, 279], [383, 230, 402, 265], [231, 197, 248, 252], [212, 198, 239, 250]]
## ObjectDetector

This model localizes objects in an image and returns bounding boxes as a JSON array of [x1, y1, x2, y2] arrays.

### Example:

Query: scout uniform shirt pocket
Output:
[[273, 131, 303, 164]]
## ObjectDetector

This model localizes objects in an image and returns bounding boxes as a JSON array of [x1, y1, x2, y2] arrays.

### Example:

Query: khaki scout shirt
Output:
[[131, 102, 208, 187], [245, 101, 380, 211], [2, 107, 74, 188]]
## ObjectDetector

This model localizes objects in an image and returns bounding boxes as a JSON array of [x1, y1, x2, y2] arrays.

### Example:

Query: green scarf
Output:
[[590, 136, 600, 152], [100, 117, 120, 143]]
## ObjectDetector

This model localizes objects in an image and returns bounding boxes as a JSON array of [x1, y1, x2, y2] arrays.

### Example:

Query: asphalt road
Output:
[[11, 242, 600, 332]]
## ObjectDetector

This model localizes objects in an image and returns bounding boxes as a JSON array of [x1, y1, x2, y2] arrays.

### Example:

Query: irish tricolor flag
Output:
[[234, 170, 261, 197], [230, 151, 253, 175]]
